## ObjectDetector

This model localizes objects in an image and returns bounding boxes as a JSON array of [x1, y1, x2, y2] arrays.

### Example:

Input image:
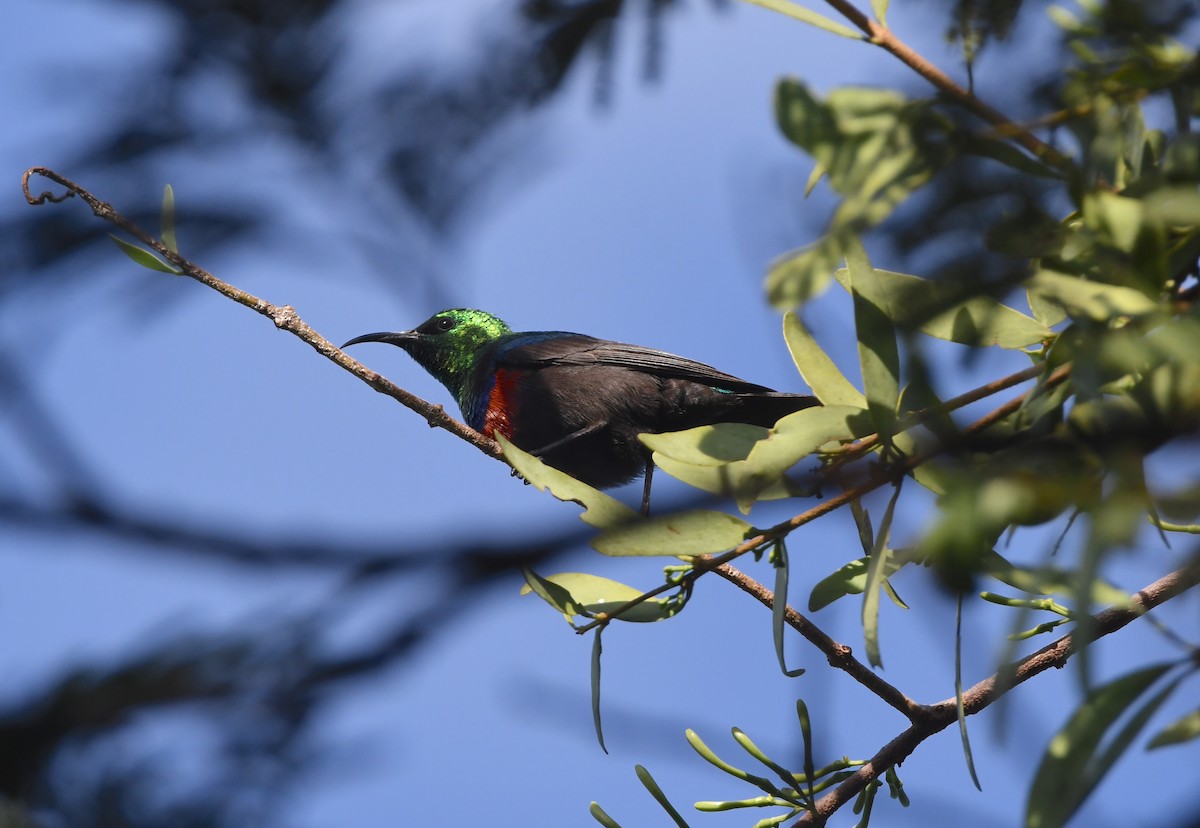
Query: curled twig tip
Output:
[[22, 166, 77, 205]]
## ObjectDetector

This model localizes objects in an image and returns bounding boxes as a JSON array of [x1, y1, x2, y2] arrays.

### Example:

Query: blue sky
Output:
[[3, 1, 1198, 826]]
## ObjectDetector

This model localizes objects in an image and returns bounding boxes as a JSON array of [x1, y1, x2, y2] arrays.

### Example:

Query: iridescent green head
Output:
[[342, 308, 513, 406]]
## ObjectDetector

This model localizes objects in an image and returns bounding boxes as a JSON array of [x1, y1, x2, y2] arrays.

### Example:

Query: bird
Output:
[[342, 309, 820, 514]]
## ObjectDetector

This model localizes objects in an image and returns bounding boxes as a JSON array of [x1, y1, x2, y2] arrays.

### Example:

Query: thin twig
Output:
[[21, 167, 501, 461]]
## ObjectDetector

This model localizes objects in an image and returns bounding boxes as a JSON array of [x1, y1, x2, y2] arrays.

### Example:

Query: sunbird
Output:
[[343, 309, 819, 513]]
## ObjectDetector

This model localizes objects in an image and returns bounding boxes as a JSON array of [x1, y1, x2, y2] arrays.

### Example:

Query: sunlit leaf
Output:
[[635, 765, 691, 827], [1026, 270, 1160, 321], [741, 0, 864, 39], [643, 407, 868, 512], [589, 802, 624, 828], [846, 239, 900, 441], [832, 267, 1052, 348], [783, 311, 867, 407], [593, 510, 754, 557], [498, 435, 639, 529], [808, 554, 905, 611], [519, 570, 676, 622]]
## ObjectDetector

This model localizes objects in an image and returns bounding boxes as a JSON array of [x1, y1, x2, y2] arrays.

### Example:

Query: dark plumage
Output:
[[343, 309, 819, 512]]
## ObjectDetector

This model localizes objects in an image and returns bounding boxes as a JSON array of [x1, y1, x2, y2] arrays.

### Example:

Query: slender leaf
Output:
[[1148, 707, 1200, 749], [783, 311, 867, 407], [161, 183, 177, 253], [518, 570, 677, 622], [771, 541, 805, 677], [808, 554, 905, 611], [741, 0, 864, 39], [797, 700, 818, 813], [846, 239, 900, 440], [591, 626, 607, 754], [685, 729, 781, 794], [870, 0, 888, 24], [109, 235, 181, 275], [862, 481, 902, 668], [589, 803, 623, 828], [635, 765, 691, 827], [731, 728, 802, 793], [498, 435, 638, 529], [955, 593, 983, 790]]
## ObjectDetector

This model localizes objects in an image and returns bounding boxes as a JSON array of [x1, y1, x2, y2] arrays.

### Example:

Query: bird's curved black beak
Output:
[[340, 331, 418, 349]]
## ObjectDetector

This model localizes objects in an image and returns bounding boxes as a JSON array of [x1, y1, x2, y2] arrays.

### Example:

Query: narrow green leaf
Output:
[[498, 435, 639, 529], [518, 571, 677, 622], [771, 542, 805, 677], [862, 481, 902, 668], [641, 423, 767, 466], [796, 700, 818, 812], [741, 0, 865, 39], [955, 593, 983, 790], [832, 267, 1052, 348], [731, 728, 802, 793], [635, 766, 691, 827], [161, 184, 178, 253], [808, 555, 905, 611], [1147, 707, 1200, 749], [803, 162, 825, 197], [589, 802, 624, 828], [593, 509, 753, 557], [109, 235, 182, 275], [685, 729, 781, 794], [1025, 663, 1174, 828], [783, 311, 867, 408], [870, 0, 889, 24], [849, 498, 874, 555], [591, 626, 607, 754], [846, 239, 900, 440]]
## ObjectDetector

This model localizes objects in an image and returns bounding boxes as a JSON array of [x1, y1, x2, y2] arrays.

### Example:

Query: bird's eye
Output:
[[436, 317, 456, 332]]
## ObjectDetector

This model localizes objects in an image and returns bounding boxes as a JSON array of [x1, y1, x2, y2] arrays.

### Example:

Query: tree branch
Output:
[[795, 560, 1200, 824], [714, 562, 925, 720], [811, 0, 1070, 169]]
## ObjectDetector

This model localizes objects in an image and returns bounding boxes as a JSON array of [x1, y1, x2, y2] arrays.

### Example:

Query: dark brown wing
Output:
[[492, 332, 777, 393]]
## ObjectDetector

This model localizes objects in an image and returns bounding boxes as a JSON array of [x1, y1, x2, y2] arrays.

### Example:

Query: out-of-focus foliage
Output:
[[564, 1, 1200, 824]]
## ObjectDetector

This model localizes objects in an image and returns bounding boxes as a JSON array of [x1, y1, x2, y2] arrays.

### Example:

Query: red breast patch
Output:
[[483, 368, 518, 439]]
